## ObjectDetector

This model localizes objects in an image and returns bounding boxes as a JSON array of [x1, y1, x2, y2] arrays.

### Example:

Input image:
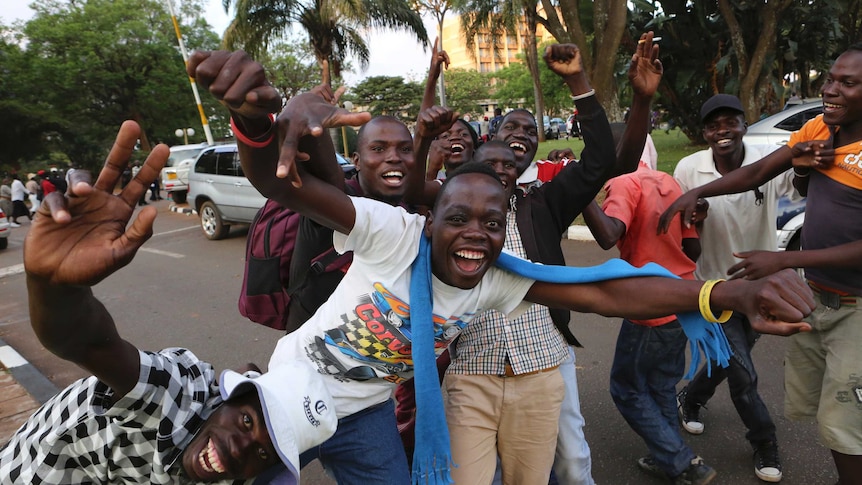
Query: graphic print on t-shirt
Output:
[[305, 282, 475, 384]]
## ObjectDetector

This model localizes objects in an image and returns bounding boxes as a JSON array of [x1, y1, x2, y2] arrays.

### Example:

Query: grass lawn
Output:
[[536, 128, 706, 225], [538, 128, 706, 174]]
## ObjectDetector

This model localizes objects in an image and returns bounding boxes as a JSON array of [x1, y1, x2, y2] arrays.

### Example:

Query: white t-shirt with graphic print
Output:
[[269, 196, 534, 418]]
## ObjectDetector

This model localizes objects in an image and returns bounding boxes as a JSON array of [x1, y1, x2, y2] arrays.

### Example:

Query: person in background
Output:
[[9, 174, 32, 226], [25, 175, 39, 215]]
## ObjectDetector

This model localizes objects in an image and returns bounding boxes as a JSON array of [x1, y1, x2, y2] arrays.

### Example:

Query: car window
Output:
[[216, 150, 240, 177], [195, 150, 218, 174], [167, 147, 204, 167], [774, 107, 823, 132]]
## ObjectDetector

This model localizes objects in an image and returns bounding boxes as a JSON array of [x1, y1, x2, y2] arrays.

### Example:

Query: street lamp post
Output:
[[175, 128, 195, 145]]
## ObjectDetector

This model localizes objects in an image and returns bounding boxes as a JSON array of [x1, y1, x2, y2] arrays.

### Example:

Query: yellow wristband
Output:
[[699, 279, 733, 323]]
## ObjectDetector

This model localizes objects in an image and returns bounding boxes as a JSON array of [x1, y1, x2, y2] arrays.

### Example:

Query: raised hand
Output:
[[275, 91, 371, 184], [415, 106, 459, 140], [727, 250, 789, 280], [25, 121, 165, 287], [543, 44, 584, 79], [186, 50, 283, 121], [629, 31, 663, 98]]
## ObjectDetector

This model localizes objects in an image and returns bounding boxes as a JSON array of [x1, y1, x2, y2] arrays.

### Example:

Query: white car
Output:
[[0, 206, 9, 249], [743, 100, 821, 251], [162, 143, 208, 204]]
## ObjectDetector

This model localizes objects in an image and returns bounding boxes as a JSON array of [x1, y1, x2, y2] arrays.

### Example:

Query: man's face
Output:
[[354, 118, 415, 203], [181, 392, 280, 481], [430, 121, 476, 174], [475, 144, 518, 199], [425, 173, 507, 289], [821, 50, 862, 127], [702, 110, 747, 159], [493, 111, 539, 175]]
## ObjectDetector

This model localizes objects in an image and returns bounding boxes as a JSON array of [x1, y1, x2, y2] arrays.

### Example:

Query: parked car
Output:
[[0, 206, 9, 249], [189, 145, 358, 240], [188, 144, 266, 240], [743, 100, 821, 251], [162, 143, 208, 204], [743, 99, 822, 146], [542, 116, 565, 140]]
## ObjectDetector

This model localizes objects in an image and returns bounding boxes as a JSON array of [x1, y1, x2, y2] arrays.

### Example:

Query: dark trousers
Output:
[[610, 319, 695, 477], [684, 312, 777, 444]]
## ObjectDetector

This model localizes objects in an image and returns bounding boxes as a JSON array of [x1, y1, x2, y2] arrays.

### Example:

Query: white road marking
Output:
[[139, 247, 185, 259], [151, 225, 199, 237], [0, 345, 27, 368], [0, 264, 25, 279]]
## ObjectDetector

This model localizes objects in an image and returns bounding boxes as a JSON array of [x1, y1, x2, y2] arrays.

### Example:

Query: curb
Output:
[[0, 337, 59, 404], [170, 204, 196, 215], [566, 225, 595, 242]]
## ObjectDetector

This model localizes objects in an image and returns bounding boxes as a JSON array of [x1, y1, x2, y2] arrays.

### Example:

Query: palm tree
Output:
[[222, 0, 429, 80]]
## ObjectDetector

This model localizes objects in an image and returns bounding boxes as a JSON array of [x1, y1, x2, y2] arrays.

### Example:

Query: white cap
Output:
[[219, 361, 337, 484]]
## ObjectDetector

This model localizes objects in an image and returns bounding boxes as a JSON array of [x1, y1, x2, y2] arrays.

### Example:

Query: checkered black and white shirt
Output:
[[0, 348, 242, 484]]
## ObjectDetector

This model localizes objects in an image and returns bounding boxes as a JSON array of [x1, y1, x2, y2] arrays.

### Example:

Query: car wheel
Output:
[[0, 237, 7, 249], [786, 234, 801, 251], [172, 190, 187, 204], [199, 201, 229, 240]]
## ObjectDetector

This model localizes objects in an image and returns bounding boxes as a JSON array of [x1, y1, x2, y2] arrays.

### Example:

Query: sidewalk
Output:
[[0, 337, 58, 445]]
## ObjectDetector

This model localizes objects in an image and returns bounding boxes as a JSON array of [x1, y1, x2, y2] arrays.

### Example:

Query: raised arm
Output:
[[404, 106, 459, 207], [525, 269, 815, 336], [614, 31, 663, 176], [188, 50, 370, 234], [24, 121, 166, 398], [420, 39, 449, 112], [657, 146, 794, 233]]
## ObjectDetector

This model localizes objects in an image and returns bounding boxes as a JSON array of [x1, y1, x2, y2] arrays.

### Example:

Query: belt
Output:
[[808, 281, 857, 309], [500, 364, 559, 378]]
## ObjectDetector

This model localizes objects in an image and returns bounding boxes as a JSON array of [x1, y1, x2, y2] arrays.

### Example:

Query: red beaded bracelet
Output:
[[230, 114, 276, 148]]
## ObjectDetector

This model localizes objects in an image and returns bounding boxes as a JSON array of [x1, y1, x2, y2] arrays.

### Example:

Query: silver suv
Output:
[[163, 143, 208, 204], [187, 144, 266, 240]]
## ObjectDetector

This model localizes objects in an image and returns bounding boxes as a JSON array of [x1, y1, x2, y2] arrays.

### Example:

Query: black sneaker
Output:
[[673, 456, 717, 485], [753, 440, 782, 482], [637, 455, 668, 479], [677, 388, 705, 435]]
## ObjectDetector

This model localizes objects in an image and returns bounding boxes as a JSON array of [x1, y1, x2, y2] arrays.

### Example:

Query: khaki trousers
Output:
[[443, 370, 564, 484]]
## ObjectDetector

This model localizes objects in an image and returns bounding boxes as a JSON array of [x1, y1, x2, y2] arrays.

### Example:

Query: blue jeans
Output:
[[610, 319, 695, 477], [684, 312, 777, 444], [300, 399, 410, 484]]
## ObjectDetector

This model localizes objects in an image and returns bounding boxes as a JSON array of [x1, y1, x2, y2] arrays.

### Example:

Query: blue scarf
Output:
[[409, 235, 731, 485]]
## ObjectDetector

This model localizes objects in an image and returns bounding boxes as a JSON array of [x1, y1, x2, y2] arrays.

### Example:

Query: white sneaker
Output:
[[10, 222, 20, 228]]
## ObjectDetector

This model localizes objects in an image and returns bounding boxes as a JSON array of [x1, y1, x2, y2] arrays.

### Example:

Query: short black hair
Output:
[[499, 109, 535, 128], [474, 140, 511, 161], [356, 115, 405, 148], [435, 162, 502, 210]]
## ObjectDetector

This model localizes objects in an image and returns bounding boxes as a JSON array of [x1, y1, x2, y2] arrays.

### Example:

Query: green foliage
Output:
[[490, 45, 574, 118], [258, 40, 323, 99], [3, 0, 224, 172], [224, 0, 428, 79], [443, 68, 491, 118], [349, 76, 423, 120]]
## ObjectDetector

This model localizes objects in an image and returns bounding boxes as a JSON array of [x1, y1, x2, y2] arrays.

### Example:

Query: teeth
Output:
[[198, 439, 225, 474], [824, 102, 842, 109], [716, 139, 732, 146], [509, 142, 526, 151], [456, 250, 484, 260], [451, 143, 465, 152], [382, 171, 403, 178]]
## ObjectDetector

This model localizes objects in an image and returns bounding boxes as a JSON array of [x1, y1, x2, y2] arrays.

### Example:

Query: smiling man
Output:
[[659, 45, 862, 485], [0, 121, 337, 485], [185, 48, 816, 485], [663, 94, 798, 483]]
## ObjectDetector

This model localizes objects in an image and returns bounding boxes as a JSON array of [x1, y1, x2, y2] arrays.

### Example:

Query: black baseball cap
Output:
[[700, 94, 744, 122]]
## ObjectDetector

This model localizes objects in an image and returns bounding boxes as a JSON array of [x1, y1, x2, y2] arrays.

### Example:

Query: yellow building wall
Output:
[[439, 15, 555, 73]]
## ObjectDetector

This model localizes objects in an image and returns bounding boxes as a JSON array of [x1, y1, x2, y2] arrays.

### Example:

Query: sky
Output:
[[0, 0, 434, 85]]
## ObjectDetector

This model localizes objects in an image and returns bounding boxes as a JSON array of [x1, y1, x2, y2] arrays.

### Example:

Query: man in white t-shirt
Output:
[[186, 49, 817, 485], [661, 94, 798, 483]]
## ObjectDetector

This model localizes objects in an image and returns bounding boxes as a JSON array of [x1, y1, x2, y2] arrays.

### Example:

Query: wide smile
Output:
[[381, 170, 404, 186], [714, 138, 734, 147], [198, 438, 226, 476], [823, 101, 844, 114], [451, 142, 465, 154], [508, 141, 527, 157], [453, 248, 487, 274]]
